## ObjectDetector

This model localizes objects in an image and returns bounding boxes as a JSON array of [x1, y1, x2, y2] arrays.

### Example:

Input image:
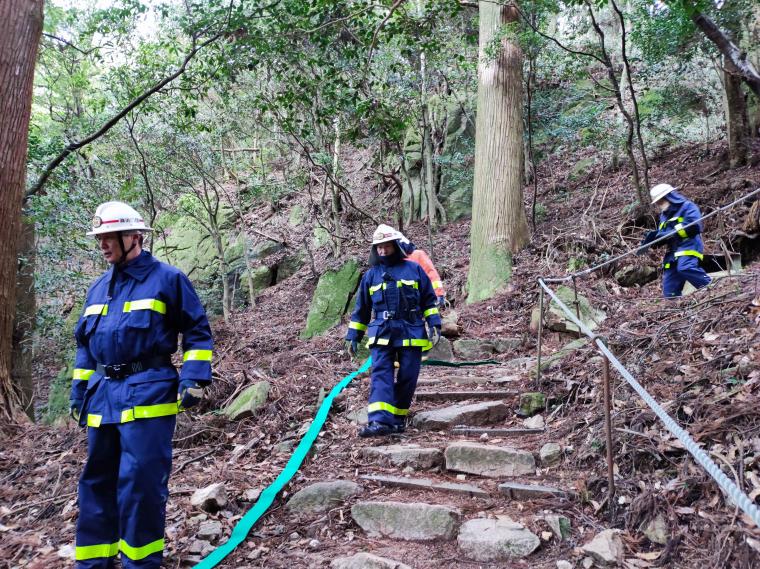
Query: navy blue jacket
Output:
[[652, 191, 705, 265], [346, 256, 441, 348], [71, 251, 213, 426]]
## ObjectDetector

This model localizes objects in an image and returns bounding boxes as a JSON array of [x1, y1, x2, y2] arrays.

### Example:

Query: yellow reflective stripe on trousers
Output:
[[122, 402, 180, 423], [674, 223, 688, 239], [674, 250, 703, 260], [368, 401, 409, 416], [73, 368, 95, 381], [348, 321, 368, 331], [84, 304, 108, 316], [423, 307, 439, 318], [396, 279, 418, 288], [183, 349, 212, 362], [119, 538, 164, 561], [75, 542, 119, 560], [87, 414, 102, 427], [123, 298, 167, 314]]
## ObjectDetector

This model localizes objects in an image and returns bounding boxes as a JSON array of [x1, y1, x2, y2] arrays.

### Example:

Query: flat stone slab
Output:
[[445, 442, 535, 478], [499, 481, 568, 500], [457, 517, 541, 561], [286, 480, 362, 514], [331, 552, 411, 569], [415, 390, 516, 401], [451, 427, 544, 437], [411, 401, 509, 430], [359, 444, 443, 469], [351, 501, 461, 541], [360, 474, 489, 498]]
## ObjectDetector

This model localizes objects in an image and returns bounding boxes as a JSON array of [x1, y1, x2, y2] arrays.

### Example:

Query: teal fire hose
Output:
[[193, 355, 498, 567]]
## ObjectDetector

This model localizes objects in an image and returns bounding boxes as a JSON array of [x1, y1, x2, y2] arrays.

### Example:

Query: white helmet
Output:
[[650, 183, 676, 204], [87, 201, 153, 236], [371, 224, 403, 245]]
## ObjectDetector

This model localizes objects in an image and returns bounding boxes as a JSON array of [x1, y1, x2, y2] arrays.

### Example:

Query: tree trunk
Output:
[[467, 1, 530, 303], [12, 218, 36, 420], [0, 0, 44, 423], [722, 57, 750, 168]]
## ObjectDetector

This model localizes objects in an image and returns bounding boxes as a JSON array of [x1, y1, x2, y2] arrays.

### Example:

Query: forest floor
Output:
[[1, 140, 760, 568]]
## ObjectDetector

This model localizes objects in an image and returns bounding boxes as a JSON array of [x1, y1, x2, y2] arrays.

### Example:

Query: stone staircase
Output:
[[277, 362, 615, 568]]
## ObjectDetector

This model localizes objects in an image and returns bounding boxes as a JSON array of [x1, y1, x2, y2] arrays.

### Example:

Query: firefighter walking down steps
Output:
[[70, 201, 213, 568], [345, 224, 442, 437]]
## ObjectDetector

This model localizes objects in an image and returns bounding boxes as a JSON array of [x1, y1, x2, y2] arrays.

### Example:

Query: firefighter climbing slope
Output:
[[70, 201, 214, 569], [345, 224, 442, 437], [639, 183, 712, 297]]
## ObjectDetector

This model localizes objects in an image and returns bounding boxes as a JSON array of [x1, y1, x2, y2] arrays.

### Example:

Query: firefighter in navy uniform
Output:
[[345, 224, 442, 437], [70, 201, 213, 568], [639, 184, 711, 297]]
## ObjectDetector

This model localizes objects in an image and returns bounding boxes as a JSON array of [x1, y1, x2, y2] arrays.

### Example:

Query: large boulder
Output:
[[614, 264, 658, 287], [351, 501, 461, 541], [286, 480, 362, 514], [275, 251, 305, 283], [452, 339, 495, 360], [301, 260, 361, 339], [444, 442, 536, 477], [531, 285, 606, 333], [223, 381, 270, 420], [427, 336, 454, 361], [457, 517, 540, 561]]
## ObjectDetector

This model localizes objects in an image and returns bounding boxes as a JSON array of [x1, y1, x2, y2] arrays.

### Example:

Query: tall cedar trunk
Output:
[[467, 1, 530, 303], [12, 218, 36, 420], [0, 0, 44, 423], [723, 57, 750, 167]]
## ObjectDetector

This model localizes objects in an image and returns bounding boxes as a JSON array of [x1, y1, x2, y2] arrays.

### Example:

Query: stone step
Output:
[[458, 517, 541, 562], [360, 474, 489, 498], [452, 426, 544, 437], [498, 481, 569, 500], [359, 444, 443, 470], [433, 375, 515, 385], [351, 501, 461, 541], [411, 401, 509, 430], [444, 442, 536, 478], [415, 390, 517, 402]]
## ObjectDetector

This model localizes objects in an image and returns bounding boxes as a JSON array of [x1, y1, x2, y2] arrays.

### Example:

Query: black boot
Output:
[[358, 421, 395, 438]]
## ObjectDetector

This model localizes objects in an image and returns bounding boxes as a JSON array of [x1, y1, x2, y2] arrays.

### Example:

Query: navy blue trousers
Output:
[[75, 416, 175, 568], [368, 346, 422, 426], [663, 255, 711, 297]]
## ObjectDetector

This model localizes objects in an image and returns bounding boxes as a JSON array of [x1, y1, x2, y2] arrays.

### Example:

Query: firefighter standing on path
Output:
[[398, 234, 446, 307], [71, 201, 213, 568], [345, 224, 442, 437], [639, 183, 711, 297]]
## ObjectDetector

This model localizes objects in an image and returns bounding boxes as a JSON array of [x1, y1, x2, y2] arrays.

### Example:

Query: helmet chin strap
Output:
[[115, 232, 138, 266]]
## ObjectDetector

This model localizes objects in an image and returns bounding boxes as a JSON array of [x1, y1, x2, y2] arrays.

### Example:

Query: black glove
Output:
[[428, 326, 441, 347], [179, 380, 204, 410], [346, 339, 358, 357], [70, 399, 83, 422], [637, 230, 658, 255]]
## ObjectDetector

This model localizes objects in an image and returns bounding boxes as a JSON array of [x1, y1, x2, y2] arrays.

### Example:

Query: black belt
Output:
[[97, 355, 173, 379]]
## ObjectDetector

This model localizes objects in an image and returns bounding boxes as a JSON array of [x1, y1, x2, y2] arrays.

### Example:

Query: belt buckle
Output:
[[106, 363, 125, 379], [382, 310, 395, 320]]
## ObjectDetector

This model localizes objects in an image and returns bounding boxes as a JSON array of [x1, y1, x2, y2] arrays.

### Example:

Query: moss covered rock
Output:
[[224, 381, 270, 420], [301, 260, 361, 339]]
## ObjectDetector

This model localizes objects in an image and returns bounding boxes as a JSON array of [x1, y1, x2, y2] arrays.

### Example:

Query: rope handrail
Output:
[[536, 277, 760, 528], [541, 186, 760, 284]]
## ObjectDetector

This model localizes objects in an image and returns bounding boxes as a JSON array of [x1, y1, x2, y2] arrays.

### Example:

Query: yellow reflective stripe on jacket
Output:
[[75, 542, 119, 560], [348, 321, 368, 332], [366, 337, 390, 346], [674, 223, 688, 239], [396, 279, 418, 288], [119, 538, 164, 561], [123, 298, 167, 314], [369, 283, 385, 295], [402, 339, 432, 348], [674, 250, 703, 260], [423, 307, 439, 318], [183, 349, 212, 362], [659, 216, 684, 230], [431, 280, 442, 289], [73, 368, 95, 381], [84, 304, 108, 317], [122, 402, 180, 423], [87, 414, 102, 428], [368, 401, 409, 416]]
